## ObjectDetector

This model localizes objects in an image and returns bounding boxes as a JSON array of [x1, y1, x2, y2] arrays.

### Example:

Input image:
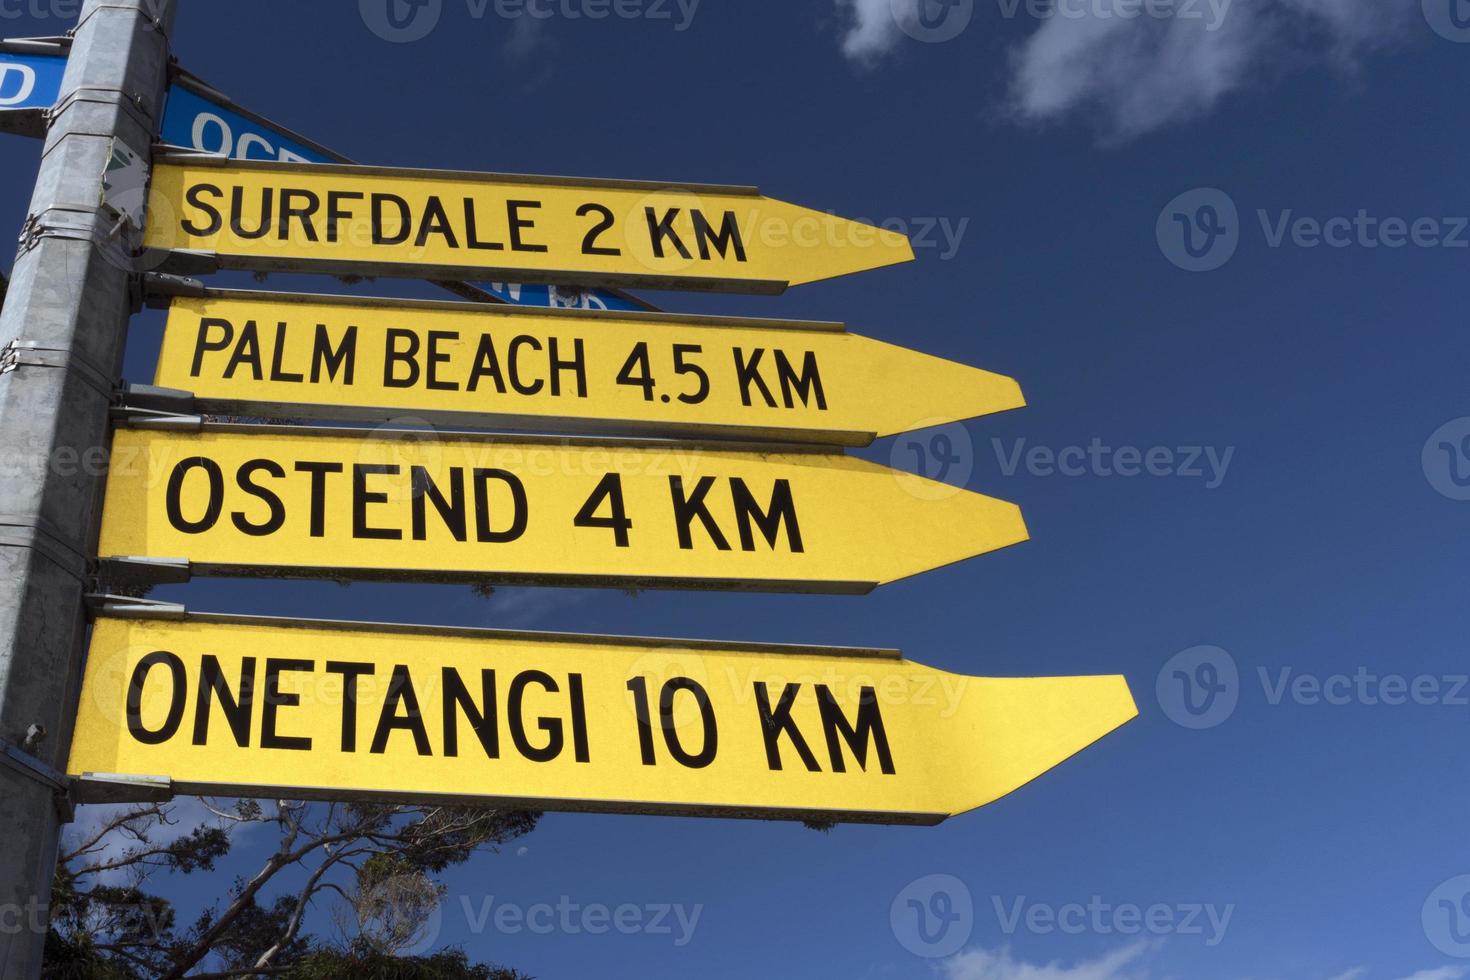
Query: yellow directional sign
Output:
[[152, 289, 1024, 447], [99, 424, 1026, 592], [68, 613, 1136, 823], [142, 155, 915, 293]]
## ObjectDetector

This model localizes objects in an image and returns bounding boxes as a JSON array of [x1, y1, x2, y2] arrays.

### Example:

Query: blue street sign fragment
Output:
[[0, 50, 63, 110]]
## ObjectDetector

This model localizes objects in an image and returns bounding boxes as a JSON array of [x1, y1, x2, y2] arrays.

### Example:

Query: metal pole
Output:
[[0, 1, 174, 974]]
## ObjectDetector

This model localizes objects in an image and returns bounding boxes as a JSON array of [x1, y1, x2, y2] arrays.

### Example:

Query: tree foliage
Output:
[[44, 799, 537, 979]]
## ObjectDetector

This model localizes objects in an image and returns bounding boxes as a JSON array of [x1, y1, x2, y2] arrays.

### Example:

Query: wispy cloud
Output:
[[833, 0, 1415, 140], [939, 947, 1466, 980], [941, 942, 1154, 980]]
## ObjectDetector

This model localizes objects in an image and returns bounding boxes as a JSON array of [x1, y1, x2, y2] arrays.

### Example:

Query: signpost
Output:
[[0, 7, 1134, 970], [142, 154, 916, 293], [98, 423, 1028, 592], [145, 287, 1024, 445], [0, 5, 175, 975], [68, 611, 1137, 824]]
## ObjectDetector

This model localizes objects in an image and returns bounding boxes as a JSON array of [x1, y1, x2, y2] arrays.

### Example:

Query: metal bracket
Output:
[[114, 381, 196, 416], [71, 773, 174, 805], [84, 594, 186, 620], [0, 108, 48, 140], [96, 556, 192, 587], [0, 514, 91, 583], [1, 337, 118, 401], [141, 272, 208, 306], [0, 740, 74, 818], [108, 403, 202, 429]]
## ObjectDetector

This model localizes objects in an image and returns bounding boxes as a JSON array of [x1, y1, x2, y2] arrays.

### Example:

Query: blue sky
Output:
[[5, 0, 1470, 976]]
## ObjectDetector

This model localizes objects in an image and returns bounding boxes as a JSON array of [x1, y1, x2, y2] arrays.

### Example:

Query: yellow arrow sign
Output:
[[142, 155, 915, 293], [67, 613, 1136, 823], [151, 289, 1024, 447], [99, 425, 1027, 592]]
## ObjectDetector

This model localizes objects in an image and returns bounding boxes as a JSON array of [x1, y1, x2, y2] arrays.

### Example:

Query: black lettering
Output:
[[370, 665, 432, 756], [731, 478, 803, 553], [325, 190, 363, 243], [568, 673, 590, 763], [548, 337, 587, 397], [660, 678, 718, 769], [268, 323, 305, 383], [223, 321, 263, 380], [192, 655, 255, 748], [126, 651, 187, 746], [190, 317, 233, 377], [231, 459, 286, 536], [776, 351, 827, 410], [425, 330, 458, 391], [463, 197, 504, 250], [692, 209, 747, 261], [507, 670, 563, 763], [443, 667, 499, 759], [670, 476, 729, 551], [816, 685, 895, 774], [312, 324, 356, 384], [574, 473, 632, 548], [754, 682, 820, 772], [353, 464, 402, 540], [260, 659, 313, 751], [466, 334, 507, 393], [278, 187, 321, 242], [180, 183, 224, 237], [327, 661, 374, 752], [166, 457, 224, 534], [577, 203, 620, 256], [412, 466, 467, 542], [229, 185, 272, 240], [734, 348, 777, 408], [507, 335, 544, 395], [474, 468, 528, 543], [294, 461, 343, 537], [384, 329, 420, 388], [645, 207, 692, 260], [415, 195, 459, 249], [507, 199, 548, 252], [371, 193, 412, 245]]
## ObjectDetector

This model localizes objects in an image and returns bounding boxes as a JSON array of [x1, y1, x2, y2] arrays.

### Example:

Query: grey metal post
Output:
[[0, 0, 174, 974]]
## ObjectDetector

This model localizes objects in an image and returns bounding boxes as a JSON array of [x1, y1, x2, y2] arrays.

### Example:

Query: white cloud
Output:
[[941, 942, 1154, 980], [836, 0, 904, 60], [1328, 968, 1469, 980], [938, 949, 1467, 980], [833, 0, 1416, 140]]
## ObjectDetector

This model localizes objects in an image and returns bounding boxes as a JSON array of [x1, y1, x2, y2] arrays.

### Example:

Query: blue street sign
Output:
[[0, 49, 64, 110], [0, 46, 648, 312]]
